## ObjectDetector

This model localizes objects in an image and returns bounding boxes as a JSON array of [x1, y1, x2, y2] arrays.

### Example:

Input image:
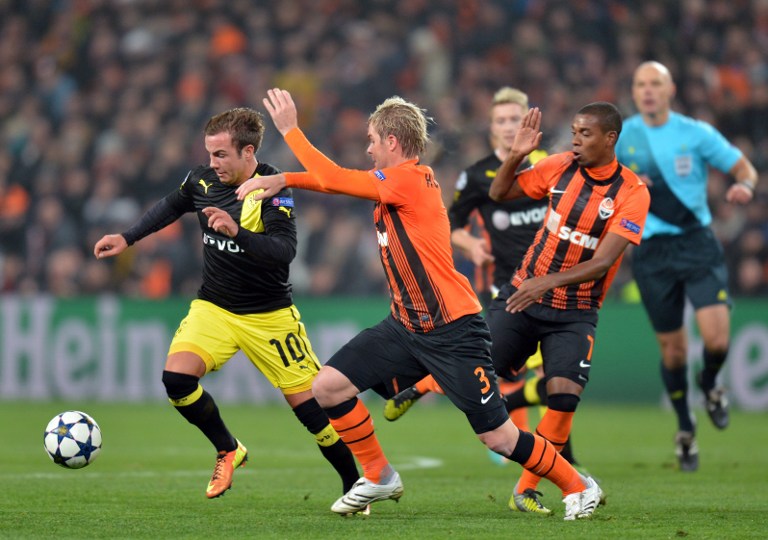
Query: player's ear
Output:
[[241, 144, 255, 159], [386, 134, 398, 151], [606, 130, 618, 147]]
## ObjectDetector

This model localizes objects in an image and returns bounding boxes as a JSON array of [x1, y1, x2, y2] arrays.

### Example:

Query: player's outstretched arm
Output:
[[505, 232, 630, 313], [94, 234, 128, 259]]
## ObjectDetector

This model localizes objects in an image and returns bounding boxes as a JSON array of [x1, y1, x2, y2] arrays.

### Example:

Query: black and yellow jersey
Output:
[[122, 162, 297, 314], [448, 151, 548, 290]]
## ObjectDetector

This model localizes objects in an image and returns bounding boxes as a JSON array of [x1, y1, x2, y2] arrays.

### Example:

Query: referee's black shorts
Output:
[[632, 227, 731, 333]]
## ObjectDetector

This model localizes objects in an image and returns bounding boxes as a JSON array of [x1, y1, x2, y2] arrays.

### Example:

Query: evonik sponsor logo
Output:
[[203, 232, 243, 253], [491, 207, 547, 230]]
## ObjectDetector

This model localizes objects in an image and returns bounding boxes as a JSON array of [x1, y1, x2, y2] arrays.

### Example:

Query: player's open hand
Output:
[[202, 207, 238, 238], [235, 174, 286, 201], [93, 234, 128, 259], [263, 88, 298, 136], [505, 275, 552, 313], [510, 107, 543, 158]]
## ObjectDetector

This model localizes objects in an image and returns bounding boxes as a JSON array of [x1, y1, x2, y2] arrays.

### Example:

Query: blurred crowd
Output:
[[0, 0, 766, 298]]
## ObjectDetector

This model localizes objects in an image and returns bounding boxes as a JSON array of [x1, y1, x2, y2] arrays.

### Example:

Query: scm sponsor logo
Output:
[[556, 226, 599, 249]]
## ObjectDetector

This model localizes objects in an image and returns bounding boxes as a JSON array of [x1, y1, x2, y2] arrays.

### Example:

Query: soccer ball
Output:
[[43, 410, 102, 469]]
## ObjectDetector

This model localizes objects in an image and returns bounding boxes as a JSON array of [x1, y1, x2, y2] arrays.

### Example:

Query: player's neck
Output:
[[494, 147, 509, 161], [641, 108, 670, 127]]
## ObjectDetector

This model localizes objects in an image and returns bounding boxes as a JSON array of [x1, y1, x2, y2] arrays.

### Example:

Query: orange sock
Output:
[[414, 375, 444, 395], [509, 406, 530, 433], [327, 399, 389, 483], [517, 409, 575, 492], [522, 434, 584, 496], [499, 378, 524, 396]]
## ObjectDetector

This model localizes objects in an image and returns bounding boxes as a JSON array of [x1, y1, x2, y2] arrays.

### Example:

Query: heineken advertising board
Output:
[[1, 296, 766, 409]]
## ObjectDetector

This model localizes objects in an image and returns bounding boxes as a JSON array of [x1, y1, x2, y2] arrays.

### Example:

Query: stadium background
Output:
[[0, 0, 766, 410]]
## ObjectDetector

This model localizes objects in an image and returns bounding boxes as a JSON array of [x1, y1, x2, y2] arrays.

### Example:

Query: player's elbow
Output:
[[488, 187, 505, 202], [277, 243, 297, 264]]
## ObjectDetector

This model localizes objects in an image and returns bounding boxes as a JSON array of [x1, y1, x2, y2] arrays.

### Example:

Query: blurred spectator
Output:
[[0, 0, 764, 298]]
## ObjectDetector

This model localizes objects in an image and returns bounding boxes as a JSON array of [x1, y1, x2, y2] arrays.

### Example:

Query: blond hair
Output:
[[368, 96, 430, 158], [491, 87, 529, 111]]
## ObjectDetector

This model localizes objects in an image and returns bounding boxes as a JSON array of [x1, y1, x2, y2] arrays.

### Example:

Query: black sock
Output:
[[293, 398, 360, 493], [177, 390, 237, 452], [509, 430, 535, 463], [163, 370, 237, 452], [559, 437, 578, 466], [660, 362, 695, 433], [701, 348, 728, 392]]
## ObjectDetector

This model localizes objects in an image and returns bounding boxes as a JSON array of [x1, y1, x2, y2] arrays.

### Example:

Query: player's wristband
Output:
[[737, 181, 755, 192]]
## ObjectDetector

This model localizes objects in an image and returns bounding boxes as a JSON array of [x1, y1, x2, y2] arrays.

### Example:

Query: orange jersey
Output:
[[283, 128, 481, 332], [514, 152, 650, 310]]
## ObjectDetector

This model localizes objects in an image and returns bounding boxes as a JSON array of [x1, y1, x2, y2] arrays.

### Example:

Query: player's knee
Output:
[[658, 334, 687, 366], [546, 393, 580, 413], [478, 430, 508, 455], [311, 367, 354, 408], [162, 370, 200, 400], [478, 420, 518, 456]]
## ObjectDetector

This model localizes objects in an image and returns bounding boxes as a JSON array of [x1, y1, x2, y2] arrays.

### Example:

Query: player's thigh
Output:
[[686, 261, 731, 312], [540, 320, 596, 388], [326, 317, 426, 399], [168, 299, 240, 373], [416, 315, 509, 435], [486, 296, 539, 378], [633, 242, 686, 333], [237, 305, 322, 393]]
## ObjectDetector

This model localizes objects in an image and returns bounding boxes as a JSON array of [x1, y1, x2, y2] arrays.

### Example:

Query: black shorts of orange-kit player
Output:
[[487, 283, 597, 388], [326, 313, 510, 434]]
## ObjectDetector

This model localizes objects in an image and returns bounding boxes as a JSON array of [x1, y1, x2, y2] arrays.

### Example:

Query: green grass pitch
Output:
[[1, 399, 766, 539]]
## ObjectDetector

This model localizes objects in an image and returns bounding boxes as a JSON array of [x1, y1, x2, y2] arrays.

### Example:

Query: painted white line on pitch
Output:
[[2, 456, 443, 480], [394, 456, 443, 470]]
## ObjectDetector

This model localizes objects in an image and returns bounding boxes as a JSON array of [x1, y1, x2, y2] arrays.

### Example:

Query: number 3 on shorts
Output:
[[474, 366, 491, 393]]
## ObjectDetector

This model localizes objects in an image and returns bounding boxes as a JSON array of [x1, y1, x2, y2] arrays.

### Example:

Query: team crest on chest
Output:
[[598, 197, 614, 220]]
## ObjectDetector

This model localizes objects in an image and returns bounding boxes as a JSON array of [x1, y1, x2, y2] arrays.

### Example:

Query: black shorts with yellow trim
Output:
[[632, 227, 731, 333]]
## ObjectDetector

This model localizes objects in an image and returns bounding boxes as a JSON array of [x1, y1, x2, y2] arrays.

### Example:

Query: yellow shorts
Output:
[[169, 299, 321, 394]]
